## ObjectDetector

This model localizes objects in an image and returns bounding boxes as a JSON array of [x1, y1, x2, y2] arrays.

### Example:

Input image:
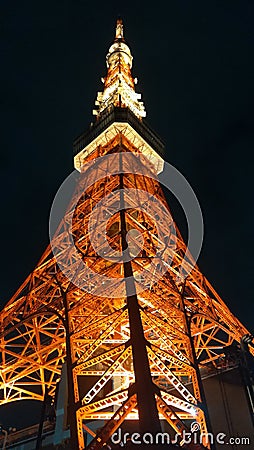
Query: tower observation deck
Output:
[[0, 18, 253, 450]]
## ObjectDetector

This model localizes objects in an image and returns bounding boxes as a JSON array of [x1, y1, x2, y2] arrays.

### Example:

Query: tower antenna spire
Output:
[[93, 19, 146, 119], [115, 17, 124, 41]]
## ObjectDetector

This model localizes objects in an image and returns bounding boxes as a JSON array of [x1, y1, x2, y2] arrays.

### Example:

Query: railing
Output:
[[0, 421, 55, 448], [73, 106, 165, 158]]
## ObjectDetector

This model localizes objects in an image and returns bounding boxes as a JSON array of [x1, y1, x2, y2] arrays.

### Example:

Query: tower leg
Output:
[[119, 156, 162, 438], [181, 283, 214, 450], [53, 364, 68, 446], [35, 387, 48, 450], [60, 285, 81, 449]]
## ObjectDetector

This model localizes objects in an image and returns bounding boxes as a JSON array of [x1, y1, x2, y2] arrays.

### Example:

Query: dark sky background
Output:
[[0, 0, 254, 426]]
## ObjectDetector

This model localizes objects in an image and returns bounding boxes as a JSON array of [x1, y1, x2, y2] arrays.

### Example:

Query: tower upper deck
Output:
[[73, 19, 165, 174]]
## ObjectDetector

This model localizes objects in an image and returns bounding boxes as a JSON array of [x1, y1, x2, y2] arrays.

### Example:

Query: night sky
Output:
[[1, 0, 254, 347]]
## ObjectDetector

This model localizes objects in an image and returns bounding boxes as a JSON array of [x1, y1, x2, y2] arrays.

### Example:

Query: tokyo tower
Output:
[[0, 19, 253, 450]]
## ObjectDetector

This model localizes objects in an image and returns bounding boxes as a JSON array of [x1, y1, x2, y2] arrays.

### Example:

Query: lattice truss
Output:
[[0, 132, 251, 442]]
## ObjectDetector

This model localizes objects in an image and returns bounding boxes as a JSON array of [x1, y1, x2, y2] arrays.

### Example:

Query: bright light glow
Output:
[[93, 20, 146, 119]]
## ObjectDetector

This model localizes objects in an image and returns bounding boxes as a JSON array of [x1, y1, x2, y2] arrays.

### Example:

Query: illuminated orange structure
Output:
[[0, 19, 253, 450]]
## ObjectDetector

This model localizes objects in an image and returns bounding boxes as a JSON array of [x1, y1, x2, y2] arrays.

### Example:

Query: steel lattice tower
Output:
[[0, 19, 253, 450]]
